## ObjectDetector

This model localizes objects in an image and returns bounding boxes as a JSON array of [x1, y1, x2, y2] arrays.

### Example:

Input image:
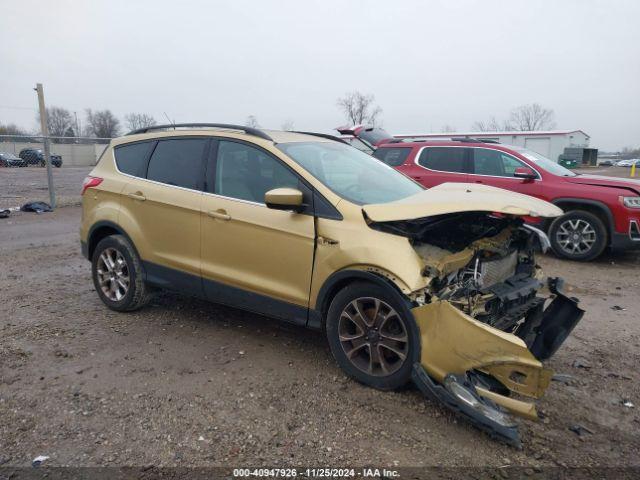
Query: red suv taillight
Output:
[[81, 176, 103, 195]]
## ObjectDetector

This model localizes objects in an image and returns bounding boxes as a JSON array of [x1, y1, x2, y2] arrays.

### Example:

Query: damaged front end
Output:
[[370, 211, 584, 447]]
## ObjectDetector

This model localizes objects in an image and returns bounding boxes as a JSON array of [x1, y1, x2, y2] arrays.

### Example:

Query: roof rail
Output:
[[292, 131, 349, 144], [451, 137, 501, 144], [126, 123, 273, 141]]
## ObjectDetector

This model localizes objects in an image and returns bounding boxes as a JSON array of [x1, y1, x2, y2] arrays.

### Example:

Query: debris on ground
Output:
[[622, 400, 634, 408], [552, 373, 575, 384], [569, 424, 595, 436], [32, 455, 49, 467], [610, 305, 626, 311], [572, 358, 592, 369], [20, 201, 53, 214]]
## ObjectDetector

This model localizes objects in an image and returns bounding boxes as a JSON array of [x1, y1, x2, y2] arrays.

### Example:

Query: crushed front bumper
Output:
[[412, 278, 584, 447]]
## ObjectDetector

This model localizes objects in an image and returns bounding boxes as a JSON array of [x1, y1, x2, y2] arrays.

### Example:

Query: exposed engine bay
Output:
[[372, 211, 546, 333], [370, 211, 585, 447]]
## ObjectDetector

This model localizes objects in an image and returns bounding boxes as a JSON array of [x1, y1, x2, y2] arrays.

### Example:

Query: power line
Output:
[[0, 105, 37, 111]]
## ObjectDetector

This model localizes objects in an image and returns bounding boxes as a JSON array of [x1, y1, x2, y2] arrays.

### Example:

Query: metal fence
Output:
[[0, 135, 110, 211]]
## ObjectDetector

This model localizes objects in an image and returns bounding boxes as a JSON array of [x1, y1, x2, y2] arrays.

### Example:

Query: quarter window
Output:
[[418, 147, 467, 173], [146, 138, 207, 190], [114, 141, 155, 177], [372, 147, 411, 167], [473, 149, 533, 177], [215, 141, 299, 203]]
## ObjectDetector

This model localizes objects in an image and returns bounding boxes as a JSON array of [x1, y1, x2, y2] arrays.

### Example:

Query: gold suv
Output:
[[80, 123, 584, 446]]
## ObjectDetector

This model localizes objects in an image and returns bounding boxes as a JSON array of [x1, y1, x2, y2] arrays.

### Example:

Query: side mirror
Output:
[[265, 188, 304, 211], [513, 166, 537, 180]]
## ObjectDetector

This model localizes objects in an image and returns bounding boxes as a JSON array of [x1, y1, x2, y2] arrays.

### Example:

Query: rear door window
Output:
[[418, 147, 467, 173], [114, 141, 155, 177], [372, 147, 411, 167], [146, 138, 207, 190]]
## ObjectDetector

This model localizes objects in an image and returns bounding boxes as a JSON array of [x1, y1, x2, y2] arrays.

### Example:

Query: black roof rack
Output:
[[126, 123, 273, 141], [451, 137, 500, 144], [292, 131, 349, 144]]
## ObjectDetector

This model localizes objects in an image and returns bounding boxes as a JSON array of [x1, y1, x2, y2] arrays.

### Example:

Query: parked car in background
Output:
[[615, 159, 639, 167], [336, 125, 393, 152], [0, 152, 27, 167], [18, 148, 63, 167], [373, 139, 640, 261], [80, 123, 584, 446], [597, 159, 615, 167]]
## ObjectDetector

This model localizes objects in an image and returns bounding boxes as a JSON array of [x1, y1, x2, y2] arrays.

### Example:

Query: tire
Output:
[[40, 159, 45, 167], [91, 234, 151, 311], [326, 281, 420, 391], [549, 210, 607, 261]]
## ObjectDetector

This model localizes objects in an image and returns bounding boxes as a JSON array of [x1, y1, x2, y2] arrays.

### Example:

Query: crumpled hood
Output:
[[363, 182, 562, 222], [563, 174, 640, 194]]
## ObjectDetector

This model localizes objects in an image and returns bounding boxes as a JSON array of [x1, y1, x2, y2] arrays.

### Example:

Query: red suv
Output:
[[372, 139, 640, 261]]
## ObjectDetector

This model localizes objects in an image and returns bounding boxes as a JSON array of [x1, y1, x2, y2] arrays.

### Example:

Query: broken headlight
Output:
[[443, 375, 517, 428]]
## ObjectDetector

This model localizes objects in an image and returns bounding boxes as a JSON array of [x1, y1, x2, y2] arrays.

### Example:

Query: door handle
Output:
[[207, 210, 231, 221], [127, 192, 146, 201]]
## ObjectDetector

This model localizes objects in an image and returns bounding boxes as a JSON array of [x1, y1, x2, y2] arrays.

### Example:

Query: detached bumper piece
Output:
[[411, 277, 584, 447], [517, 277, 585, 361], [412, 364, 522, 448]]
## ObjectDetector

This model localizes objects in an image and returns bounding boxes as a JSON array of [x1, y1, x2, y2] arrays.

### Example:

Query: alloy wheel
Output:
[[96, 247, 130, 301], [338, 297, 409, 376], [556, 219, 597, 255]]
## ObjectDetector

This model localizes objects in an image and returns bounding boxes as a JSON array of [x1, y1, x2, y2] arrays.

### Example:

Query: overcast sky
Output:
[[1, 0, 639, 150]]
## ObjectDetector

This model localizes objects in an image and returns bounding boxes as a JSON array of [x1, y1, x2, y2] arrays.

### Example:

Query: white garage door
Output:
[[524, 137, 551, 157]]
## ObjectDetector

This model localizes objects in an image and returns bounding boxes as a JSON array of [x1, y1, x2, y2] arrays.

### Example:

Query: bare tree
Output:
[[245, 115, 260, 128], [39, 106, 73, 137], [124, 113, 157, 132], [440, 125, 457, 133], [336, 91, 382, 126], [281, 119, 295, 131], [509, 103, 555, 131], [85, 109, 120, 138], [0, 123, 28, 136], [472, 116, 512, 132]]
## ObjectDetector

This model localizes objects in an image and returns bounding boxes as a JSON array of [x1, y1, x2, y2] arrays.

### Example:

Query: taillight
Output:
[[81, 176, 103, 195]]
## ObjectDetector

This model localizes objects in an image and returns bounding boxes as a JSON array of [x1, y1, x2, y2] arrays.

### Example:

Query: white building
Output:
[[394, 130, 591, 163]]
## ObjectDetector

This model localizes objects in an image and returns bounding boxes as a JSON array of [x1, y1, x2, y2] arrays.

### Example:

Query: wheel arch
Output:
[[87, 221, 141, 262], [314, 269, 413, 329], [550, 198, 614, 245]]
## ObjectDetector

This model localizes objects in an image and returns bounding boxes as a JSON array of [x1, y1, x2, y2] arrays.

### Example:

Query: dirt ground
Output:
[[0, 166, 90, 210], [0, 205, 638, 472]]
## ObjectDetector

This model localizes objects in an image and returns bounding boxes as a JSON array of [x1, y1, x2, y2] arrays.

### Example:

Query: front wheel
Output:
[[549, 210, 607, 261], [326, 281, 419, 391]]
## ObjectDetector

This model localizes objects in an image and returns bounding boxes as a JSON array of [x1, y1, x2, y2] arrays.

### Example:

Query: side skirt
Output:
[[142, 261, 311, 327]]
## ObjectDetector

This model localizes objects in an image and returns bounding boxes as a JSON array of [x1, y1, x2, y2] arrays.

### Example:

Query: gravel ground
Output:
[[0, 206, 638, 471], [0, 166, 91, 210]]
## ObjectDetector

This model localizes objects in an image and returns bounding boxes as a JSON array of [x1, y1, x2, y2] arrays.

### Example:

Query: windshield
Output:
[[511, 146, 577, 177], [277, 141, 423, 205], [358, 127, 392, 146]]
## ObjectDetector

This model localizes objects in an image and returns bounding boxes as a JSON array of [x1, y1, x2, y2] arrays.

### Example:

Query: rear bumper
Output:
[[412, 277, 584, 446]]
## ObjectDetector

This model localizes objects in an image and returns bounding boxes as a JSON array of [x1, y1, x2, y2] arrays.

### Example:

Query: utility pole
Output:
[[35, 83, 56, 208]]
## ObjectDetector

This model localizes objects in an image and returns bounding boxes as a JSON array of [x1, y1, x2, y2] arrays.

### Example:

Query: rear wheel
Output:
[[326, 282, 419, 391], [91, 234, 151, 311], [549, 210, 607, 261]]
